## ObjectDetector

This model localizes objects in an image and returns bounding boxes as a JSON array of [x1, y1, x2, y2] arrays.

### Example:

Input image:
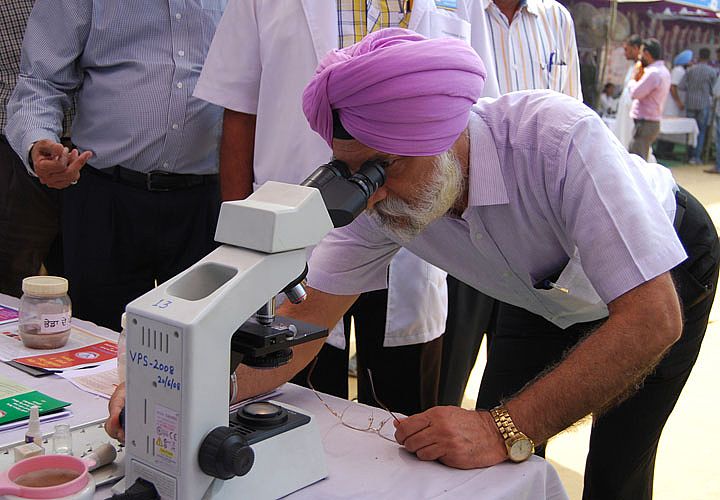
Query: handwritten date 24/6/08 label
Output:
[[129, 349, 180, 391]]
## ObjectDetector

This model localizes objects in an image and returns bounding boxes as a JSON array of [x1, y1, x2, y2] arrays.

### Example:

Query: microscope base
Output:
[[202, 401, 327, 499]]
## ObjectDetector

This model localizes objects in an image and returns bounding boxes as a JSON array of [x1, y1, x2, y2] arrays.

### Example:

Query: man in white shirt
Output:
[[192, 0, 495, 415]]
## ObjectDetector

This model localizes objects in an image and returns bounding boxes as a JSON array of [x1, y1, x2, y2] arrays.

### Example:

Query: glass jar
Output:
[[18, 276, 72, 349]]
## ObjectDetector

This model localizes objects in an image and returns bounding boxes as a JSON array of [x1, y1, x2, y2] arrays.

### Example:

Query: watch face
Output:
[[509, 438, 533, 462]]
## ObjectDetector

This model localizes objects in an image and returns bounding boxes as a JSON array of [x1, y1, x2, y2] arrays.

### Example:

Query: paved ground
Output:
[[462, 161, 720, 500]]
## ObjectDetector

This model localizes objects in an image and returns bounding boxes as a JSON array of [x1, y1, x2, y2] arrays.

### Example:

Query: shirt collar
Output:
[[483, 0, 539, 17], [466, 105, 509, 208]]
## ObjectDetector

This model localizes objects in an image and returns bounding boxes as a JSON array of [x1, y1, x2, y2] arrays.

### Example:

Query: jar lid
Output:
[[22, 276, 69, 297]]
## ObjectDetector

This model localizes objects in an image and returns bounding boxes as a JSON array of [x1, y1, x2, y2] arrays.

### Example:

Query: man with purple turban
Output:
[[107, 28, 717, 500], [298, 29, 716, 500]]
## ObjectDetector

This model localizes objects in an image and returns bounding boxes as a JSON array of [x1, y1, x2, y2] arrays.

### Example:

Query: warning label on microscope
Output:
[[155, 404, 179, 469]]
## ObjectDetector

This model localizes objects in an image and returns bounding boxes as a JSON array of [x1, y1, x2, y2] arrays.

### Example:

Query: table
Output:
[[0, 295, 568, 499], [657, 117, 700, 148], [603, 116, 700, 150]]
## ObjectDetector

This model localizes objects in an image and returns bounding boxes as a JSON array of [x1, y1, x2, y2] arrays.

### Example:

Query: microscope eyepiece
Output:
[[348, 160, 387, 199], [300, 159, 386, 228]]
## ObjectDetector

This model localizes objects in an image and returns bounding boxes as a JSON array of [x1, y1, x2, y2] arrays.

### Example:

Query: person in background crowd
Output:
[[627, 38, 671, 160], [5, 0, 226, 331], [679, 47, 718, 166], [0, 0, 67, 297], [615, 34, 643, 150], [655, 49, 692, 160], [666, 49, 692, 117], [708, 76, 720, 174], [438, 0, 583, 409], [597, 83, 618, 117]]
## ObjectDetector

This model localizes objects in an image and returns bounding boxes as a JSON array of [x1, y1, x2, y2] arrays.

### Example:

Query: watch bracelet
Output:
[[490, 406, 523, 440]]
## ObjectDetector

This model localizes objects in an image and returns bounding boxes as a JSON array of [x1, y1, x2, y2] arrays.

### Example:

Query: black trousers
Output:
[[438, 278, 494, 406], [476, 187, 719, 500], [0, 136, 63, 297], [61, 168, 220, 331], [291, 288, 442, 416]]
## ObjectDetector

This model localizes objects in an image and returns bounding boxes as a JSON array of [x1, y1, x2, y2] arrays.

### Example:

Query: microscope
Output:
[[116, 160, 386, 499]]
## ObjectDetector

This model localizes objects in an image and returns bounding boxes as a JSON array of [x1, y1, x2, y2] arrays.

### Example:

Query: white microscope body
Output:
[[122, 181, 334, 499]]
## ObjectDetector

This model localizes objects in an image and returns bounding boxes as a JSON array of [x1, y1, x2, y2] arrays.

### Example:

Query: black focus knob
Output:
[[198, 426, 254, 480]]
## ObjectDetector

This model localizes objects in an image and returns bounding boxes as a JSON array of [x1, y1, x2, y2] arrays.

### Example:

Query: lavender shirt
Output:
[[627, 60, 671, 122], [307, 91, 686, 328]]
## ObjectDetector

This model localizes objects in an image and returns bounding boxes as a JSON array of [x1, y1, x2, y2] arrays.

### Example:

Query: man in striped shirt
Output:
[[481, 0, 580, 97], [5, 1, 226, 331], [679, 47, 718, 166]]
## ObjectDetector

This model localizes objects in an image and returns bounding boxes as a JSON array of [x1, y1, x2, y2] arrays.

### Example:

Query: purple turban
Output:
[[302, 28, 486, 157]]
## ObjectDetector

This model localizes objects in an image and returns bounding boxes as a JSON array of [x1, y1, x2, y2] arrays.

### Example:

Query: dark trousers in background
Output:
[[437, 278, 494, 406], [292, 289, 442, 416], [628, 119, 661, 160], [476, 186, 718, 500], [0, 135, 63, 297], [62, 167, 220, 331]]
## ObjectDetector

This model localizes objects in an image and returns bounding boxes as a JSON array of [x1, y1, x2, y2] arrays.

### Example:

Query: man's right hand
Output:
[[105, 382, 126, 444], [31, 139, 93, 189], [633, 61, 644, 81]]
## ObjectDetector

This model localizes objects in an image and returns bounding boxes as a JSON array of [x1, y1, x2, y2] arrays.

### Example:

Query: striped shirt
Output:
[[5, 0, 225, 175], [0, 0, 72, 134], [679, 62, 718, 111], [483, 0, 581, 98], [337, 0, 411, 48]]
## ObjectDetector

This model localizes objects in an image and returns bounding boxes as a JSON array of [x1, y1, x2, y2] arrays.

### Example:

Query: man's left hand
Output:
[[394, 406, 508, 469]]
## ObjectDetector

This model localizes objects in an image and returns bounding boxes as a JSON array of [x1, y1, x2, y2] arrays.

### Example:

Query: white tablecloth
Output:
[[603, 116, 699, 147], [658, 117, 700, 147], [0, 295, 568, 499]]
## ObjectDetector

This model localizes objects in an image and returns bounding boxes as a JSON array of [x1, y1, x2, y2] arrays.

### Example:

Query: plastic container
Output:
[[117, 313, 127, 384], [18, 277, 72, 350], [0, 454, 95, 500]]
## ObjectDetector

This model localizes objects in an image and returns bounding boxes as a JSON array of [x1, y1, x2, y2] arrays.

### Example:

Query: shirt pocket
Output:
[[427, 10, 471, 43], [533, 250, 608, 322]]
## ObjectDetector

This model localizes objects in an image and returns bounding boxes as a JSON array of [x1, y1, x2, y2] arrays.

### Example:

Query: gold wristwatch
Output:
[[490, 406, 535, 462]]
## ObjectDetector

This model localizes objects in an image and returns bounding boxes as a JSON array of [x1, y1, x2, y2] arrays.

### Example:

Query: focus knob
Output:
[[198, 426, 254, 480]]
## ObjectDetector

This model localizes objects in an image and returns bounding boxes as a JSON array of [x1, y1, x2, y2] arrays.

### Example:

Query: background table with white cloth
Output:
[[0, 294, 568, 499], [603, 116, 699, 148]]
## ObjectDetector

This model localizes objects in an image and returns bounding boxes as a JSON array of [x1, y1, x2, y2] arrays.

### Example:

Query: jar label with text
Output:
[[40, 313, 71, 333]]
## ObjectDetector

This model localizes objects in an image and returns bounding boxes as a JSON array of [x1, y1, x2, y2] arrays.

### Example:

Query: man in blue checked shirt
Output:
[[5, 0, 227, 331]]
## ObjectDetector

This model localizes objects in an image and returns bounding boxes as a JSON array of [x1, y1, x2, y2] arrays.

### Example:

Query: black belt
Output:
[[88, 165, 217, 192], [674, 188, 687, 232]]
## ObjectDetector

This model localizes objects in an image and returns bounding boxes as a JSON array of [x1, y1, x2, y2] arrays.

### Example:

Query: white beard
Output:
[[368, 149, 464, 243]]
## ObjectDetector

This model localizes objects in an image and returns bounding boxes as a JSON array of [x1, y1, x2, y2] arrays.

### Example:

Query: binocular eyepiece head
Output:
[[301, 159, 387, 227]]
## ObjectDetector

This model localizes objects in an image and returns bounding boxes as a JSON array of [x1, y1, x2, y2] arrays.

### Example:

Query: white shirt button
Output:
[[176, 82, 183, 89], [162, 162, 169, 168], [177, 50, 185, 57], [172, 123, 179, 130], [175, 13, 182, 20]]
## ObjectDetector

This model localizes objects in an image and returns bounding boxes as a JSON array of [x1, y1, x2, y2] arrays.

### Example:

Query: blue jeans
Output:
[[687, 107, 711, 161], [716, 114, 720, 170]]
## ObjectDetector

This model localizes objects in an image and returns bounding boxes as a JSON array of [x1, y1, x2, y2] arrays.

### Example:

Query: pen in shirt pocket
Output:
[[538, 280, 569, 294], [533, 270, 570, 294]]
